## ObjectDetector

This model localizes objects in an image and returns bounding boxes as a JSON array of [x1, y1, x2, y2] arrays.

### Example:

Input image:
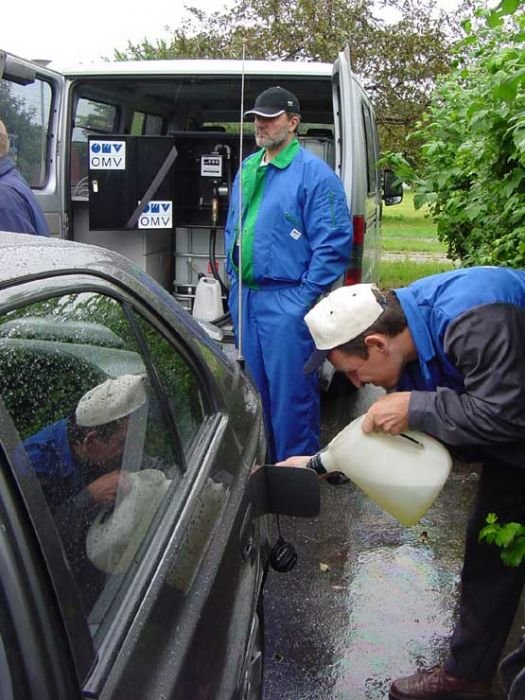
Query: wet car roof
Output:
[[0, 231, 135, 280], [0, 231, 226, 358]]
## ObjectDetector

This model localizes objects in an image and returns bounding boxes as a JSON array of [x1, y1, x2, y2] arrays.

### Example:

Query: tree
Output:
[[113, 0, 469, 163], [384, 1, 525, 267]]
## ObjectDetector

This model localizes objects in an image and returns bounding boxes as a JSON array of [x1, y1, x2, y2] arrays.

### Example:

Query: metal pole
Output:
[[237, 40, 246, 367]]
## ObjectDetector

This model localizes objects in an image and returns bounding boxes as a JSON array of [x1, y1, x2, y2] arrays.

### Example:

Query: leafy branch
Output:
[[382, 0, 525, 268], [479, 513, 525, 567]]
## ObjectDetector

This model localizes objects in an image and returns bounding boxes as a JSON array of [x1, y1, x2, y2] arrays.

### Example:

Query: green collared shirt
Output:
[[236, 138, 300, 286]]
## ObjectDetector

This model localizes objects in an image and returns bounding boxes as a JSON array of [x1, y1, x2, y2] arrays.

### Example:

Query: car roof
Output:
[[0, 231, 227, 354], [0, 232, 136, 282]]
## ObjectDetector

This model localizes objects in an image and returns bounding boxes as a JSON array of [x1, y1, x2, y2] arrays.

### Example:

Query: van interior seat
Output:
[[198, 126, 226, 132], [305, 128, 333, 138]]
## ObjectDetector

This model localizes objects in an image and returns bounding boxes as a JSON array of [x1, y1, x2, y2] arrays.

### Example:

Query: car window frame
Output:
[[0, 272, 221, 466], [0, 270, 231, 689], [0, 396, 91, 692]]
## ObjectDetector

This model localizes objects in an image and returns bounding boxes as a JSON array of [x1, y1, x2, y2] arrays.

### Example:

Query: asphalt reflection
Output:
[[263, 385, 524, 700]]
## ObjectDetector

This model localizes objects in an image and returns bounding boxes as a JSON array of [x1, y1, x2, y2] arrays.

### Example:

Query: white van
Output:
[[0, 49, 401, 315]]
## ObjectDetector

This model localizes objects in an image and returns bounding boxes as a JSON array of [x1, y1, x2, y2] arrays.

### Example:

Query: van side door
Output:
[[0, 51, 66, 237], [332, 47, 381, 285]]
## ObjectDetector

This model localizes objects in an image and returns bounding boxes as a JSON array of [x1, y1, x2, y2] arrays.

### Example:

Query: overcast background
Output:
[[1, 0, 232, 68], [1, 0, 462, 69]]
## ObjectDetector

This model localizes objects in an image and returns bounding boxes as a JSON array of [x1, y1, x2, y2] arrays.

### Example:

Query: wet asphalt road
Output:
[[262, 385, 525, 700]]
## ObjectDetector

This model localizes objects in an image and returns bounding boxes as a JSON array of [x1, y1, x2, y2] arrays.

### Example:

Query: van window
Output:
[[362, 102, 379, 195], [0, 77, 53, 188], [71, 98, 118, 196], [131, 111, 164, 136]]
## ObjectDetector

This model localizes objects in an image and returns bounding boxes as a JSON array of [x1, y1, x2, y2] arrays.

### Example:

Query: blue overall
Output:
[[225, 139, 353, 461]]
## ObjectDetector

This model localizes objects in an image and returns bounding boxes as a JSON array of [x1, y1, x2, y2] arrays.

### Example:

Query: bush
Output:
[[384, 2, 525, 268]]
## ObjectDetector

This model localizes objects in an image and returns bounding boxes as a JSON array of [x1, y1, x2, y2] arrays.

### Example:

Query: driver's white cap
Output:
[[304, 284, 385, 373], [76, 374, 147, 427]]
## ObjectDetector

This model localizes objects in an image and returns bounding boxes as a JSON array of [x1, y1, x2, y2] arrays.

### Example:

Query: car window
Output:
[[131, 311, 206, 453], [0, 290, 206, 634]]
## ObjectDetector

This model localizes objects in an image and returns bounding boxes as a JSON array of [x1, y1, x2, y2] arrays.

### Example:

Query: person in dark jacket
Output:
[[224, 87, 353, 462], [0, 119, 49, 236], [288, 267, 525, 699]]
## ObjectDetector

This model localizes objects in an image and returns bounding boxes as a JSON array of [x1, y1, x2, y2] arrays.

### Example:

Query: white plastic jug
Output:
[[192, 276, 223, 322], [311, 415, 452, 526]]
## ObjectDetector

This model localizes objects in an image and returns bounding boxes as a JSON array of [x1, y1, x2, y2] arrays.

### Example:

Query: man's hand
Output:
[[276, 456, 312, 467], [362, 392, 411, 435], [87, 470, 129, 506]]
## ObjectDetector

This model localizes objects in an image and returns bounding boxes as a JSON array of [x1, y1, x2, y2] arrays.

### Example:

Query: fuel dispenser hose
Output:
[[208, 225, 231, 327]]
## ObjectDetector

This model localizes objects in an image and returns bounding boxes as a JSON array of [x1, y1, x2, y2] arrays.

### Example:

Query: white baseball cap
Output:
[[76, 374, 147, 427], [304, 284, 386, 373]]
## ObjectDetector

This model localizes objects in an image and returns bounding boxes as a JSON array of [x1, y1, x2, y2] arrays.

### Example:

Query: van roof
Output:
[[55, 58, 334, 79]]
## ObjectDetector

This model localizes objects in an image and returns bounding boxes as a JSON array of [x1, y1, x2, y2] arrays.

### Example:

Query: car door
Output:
[[0, 269, 267, 699], [0, 404, 83, 700], [0, 50, 66, 236]]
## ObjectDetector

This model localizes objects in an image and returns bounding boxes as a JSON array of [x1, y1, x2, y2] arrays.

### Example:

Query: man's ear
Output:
[[83, 430, 99, 448], [364, 334, 388, 353], [288, 115, 300, 132]]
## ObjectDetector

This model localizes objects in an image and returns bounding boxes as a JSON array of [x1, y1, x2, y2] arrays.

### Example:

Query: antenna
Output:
[[236, 40, 247, 369]]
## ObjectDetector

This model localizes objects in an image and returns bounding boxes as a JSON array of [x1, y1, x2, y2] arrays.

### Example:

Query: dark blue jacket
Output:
[[0, 156, 49, 236], [396, 266, 525, 465]]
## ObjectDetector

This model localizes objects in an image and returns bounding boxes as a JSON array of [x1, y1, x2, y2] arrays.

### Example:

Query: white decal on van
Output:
[[89, 141, 126, 170], [138, 201, 173, 229]]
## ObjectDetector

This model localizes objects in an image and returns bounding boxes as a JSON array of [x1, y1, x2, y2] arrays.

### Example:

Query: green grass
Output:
[[379, 260, 455, 288], [379, 191, 454, 288], [382, 192, 447, 252]]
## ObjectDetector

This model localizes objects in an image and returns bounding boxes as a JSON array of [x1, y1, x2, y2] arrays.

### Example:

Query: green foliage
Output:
[[479, 513, 525, 567], [113, 0, 470, 164], [382, 2, 525, 268]]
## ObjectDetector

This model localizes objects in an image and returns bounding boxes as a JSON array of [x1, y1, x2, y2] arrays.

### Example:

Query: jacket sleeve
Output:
[[0, 197, 38, 235], [298, 164, 353, 305], [408, 304, 525, 447]]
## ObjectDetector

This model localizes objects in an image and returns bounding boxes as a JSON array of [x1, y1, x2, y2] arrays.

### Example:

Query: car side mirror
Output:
[[249, 464, 320, 518], [383, 169, 404, 206]]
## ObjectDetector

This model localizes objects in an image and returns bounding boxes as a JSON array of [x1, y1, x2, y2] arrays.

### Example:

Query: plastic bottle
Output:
[[192, 276, 223, 322], [307, 415, 452, 526]]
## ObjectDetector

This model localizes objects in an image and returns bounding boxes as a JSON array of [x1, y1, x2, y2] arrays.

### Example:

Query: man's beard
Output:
[[255, 124, 290, 150]]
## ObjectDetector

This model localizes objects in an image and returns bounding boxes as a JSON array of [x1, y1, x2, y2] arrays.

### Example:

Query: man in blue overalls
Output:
[[224, 86, 353, 462]]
